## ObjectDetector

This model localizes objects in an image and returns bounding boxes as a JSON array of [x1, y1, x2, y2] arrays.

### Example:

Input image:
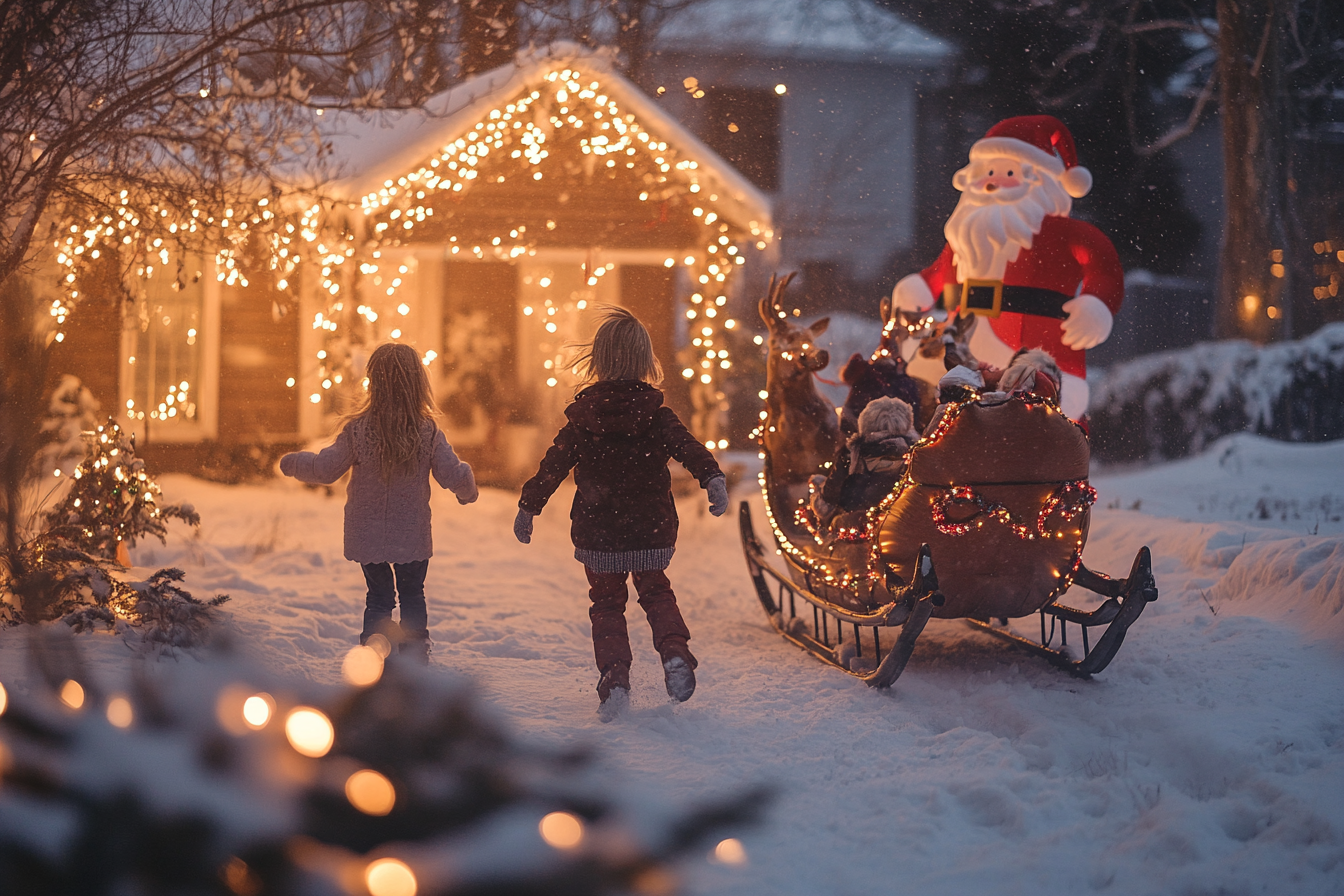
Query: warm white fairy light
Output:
[[53, 64, 773, 433]]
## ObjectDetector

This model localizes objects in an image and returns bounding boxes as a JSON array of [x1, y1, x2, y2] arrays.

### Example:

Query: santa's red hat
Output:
[[969, 115, 1093, 199]]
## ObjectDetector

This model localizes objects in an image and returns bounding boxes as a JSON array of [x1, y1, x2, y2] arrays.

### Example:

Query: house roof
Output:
[[653, 0, 954, 65], [311, 43, 773, 237]]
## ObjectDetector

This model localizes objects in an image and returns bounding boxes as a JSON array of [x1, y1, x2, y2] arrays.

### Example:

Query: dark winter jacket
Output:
[[839, 353, 923, 437], [519, 380, 723, 552], [820, 435, 911, 512]]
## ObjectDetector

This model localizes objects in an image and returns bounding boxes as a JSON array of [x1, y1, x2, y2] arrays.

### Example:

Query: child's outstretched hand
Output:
[[279, 454, 298, 477], [457, 482, 480, 505], [513, 508, 535, 544], [706, 475, 728, 517]]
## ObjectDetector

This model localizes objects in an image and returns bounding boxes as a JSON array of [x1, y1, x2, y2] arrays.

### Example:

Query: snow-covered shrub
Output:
[[33, 375, 101, 481], [0, 643, 766, 895], [1090, 323, 1344, 463]]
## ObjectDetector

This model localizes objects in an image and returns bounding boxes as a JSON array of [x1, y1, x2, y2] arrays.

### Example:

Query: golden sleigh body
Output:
[[740, 394, 1158, 688]]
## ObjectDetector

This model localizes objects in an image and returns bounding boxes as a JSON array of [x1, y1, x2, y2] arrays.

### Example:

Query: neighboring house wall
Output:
[[642, 54, 926, 282]]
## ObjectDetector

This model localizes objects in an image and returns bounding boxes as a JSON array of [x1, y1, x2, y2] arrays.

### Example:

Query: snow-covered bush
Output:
[[1090, 322, 1344, 463], [0, 642, 765, 895]]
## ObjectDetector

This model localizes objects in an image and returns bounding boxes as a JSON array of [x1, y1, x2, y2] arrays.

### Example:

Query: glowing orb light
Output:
[[59, 679, 85, 710], [242, 693, 275, 729], [365, 633, 393, 659], [341, 645, 384, 687], [712, 838, 748, 865], [539, 811, 585, 849], [365, 858, 417, 896], [346, 769, 397, 816], [284, 707, 334, 757], [106, 696, 134, 728], [0, 681, 7, 716]]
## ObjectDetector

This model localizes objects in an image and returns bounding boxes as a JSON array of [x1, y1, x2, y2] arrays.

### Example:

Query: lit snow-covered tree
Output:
[[41, 418, 199, 561]]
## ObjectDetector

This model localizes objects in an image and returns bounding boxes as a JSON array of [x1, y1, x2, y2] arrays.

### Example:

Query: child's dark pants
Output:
[[360, 560, 429, 643], [584, 567, 692, 672]]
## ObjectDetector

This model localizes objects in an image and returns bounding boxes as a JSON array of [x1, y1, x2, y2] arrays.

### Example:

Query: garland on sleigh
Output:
[[930, 480, 1097, 539]]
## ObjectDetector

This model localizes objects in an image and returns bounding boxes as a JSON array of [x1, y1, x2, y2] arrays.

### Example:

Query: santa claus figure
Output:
[[892, 115, 1123, 419]]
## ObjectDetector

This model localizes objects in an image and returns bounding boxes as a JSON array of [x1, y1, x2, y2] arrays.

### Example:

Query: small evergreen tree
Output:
[[41, 417, 199, 561]]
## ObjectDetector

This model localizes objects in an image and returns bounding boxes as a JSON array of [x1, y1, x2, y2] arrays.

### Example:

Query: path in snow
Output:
[[1, 433, 1341, 895]]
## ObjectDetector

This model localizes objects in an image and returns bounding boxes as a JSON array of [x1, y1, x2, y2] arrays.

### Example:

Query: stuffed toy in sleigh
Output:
[[740, 274, 1158, 688]]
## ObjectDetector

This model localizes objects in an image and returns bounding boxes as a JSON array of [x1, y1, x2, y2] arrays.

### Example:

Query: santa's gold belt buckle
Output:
[[960, 279, 1004, 318]]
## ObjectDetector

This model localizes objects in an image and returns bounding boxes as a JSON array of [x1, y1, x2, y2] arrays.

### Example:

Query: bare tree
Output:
[[880, 0, 1344, 342]]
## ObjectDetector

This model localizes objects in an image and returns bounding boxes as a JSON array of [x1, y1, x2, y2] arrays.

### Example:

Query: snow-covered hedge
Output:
[[1090, 323, 1344, 463], [0, 642, 764, 895]]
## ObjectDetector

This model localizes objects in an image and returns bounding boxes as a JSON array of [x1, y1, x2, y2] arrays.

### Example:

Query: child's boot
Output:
[[596, 663, 630, 721], [400, 631, 431, 665], [659, 640, 697, 703]]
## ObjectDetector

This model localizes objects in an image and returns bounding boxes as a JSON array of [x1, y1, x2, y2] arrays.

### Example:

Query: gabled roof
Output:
[[654, 0, 953, 64], [313, 43, 772, 236]]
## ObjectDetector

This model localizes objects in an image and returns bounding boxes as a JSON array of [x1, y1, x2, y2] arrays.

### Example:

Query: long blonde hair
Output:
[[567, 305, 663, 388], [347, 342, 438, 479]]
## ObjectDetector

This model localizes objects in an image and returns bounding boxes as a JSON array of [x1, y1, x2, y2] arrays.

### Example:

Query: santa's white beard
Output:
[[944, 177, 1072, 281]]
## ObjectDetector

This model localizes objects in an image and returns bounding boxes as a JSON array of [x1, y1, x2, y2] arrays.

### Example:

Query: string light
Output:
[[53, 64, 774, 440]]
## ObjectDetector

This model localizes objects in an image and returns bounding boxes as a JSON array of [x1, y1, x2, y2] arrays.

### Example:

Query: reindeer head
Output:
[[758, 272, 830, 375], [872, 292, 938, 360]]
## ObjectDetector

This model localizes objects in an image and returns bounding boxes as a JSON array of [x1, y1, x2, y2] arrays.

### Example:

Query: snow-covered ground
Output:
[[2, 432, 1342, 895]]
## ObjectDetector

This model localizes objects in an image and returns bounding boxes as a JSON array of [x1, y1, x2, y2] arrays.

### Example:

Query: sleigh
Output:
[[742, 393, 1158, 686], [741, 386, 1158, 688]]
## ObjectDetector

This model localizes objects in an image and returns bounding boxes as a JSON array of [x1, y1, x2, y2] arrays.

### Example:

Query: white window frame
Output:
[[118, 259, 221, 444]]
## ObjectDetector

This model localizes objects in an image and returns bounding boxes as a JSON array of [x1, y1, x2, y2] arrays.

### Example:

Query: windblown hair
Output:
[[346, 342, 438, 479], [568, 305, 663, 387]]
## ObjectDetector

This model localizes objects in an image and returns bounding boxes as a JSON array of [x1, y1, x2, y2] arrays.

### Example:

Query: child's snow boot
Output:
[[597, 663, 630, 722], [400, 633, 431, 665], [659, 642, 697, 703]]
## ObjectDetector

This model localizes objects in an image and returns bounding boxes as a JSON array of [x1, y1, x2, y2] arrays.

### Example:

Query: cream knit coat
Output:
[[279, 417, 477, 563]]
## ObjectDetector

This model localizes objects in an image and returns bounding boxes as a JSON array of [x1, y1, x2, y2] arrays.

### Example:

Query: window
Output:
[[120, 258, 219, 443], [704, 87, 781, 193]]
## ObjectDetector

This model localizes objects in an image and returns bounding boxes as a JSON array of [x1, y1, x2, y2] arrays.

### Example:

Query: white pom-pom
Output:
[[1061, 165, 1093, 199], [892, 273, 935, 312]]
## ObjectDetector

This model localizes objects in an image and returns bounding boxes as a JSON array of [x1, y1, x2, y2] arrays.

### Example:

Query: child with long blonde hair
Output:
[[280, 342, 478, 660], [515, 307, 727, 715]]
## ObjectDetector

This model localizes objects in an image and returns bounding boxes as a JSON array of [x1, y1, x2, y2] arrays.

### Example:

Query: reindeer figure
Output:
[[758, 273, 841, 484]]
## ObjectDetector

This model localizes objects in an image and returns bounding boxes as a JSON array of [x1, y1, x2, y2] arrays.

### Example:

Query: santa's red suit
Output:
[[893, 116, 1124, 419], [915, 216, 1123, 380]]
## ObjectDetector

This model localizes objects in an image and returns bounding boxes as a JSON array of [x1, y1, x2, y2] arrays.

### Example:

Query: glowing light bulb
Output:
[[285, 707, 334, 757], [59, 679, 85, 709], [365, 858, 417, 896], [713, 838, 748, 864], [539, 811, 585, 849], [107, 695, 133, 728], [342, 645, 384, 686], [346, 769, 397, 815], [242, 693, 274, 729]]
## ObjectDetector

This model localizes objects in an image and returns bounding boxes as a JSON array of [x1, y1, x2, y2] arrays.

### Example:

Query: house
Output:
[[47, 43, 774, 482], [641, 0, 954, 307]]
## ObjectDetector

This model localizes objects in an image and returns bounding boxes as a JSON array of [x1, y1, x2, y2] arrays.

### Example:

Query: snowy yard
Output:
[[2, 432, 1342, 895]]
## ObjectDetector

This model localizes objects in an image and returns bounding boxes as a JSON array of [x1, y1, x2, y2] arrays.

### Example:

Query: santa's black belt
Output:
[[958, 279, 1071, 319]]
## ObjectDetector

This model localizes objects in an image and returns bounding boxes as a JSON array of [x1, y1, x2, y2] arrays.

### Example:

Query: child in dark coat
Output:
[[513, 307, 727, 715], [279, 343, 478, 661]]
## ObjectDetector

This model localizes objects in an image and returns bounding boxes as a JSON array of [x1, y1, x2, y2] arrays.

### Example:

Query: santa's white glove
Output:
[[513, 508, 534, 544], [1060, 294, 1113, 350], [706, 475, 729, 517], [892, 273, 936, 313]]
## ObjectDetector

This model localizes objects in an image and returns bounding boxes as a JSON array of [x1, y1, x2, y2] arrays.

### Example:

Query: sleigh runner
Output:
[[741, 275, 1157, 688]]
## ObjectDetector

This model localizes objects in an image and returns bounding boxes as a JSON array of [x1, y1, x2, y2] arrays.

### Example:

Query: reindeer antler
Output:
[[759, 272, 797, 326]]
